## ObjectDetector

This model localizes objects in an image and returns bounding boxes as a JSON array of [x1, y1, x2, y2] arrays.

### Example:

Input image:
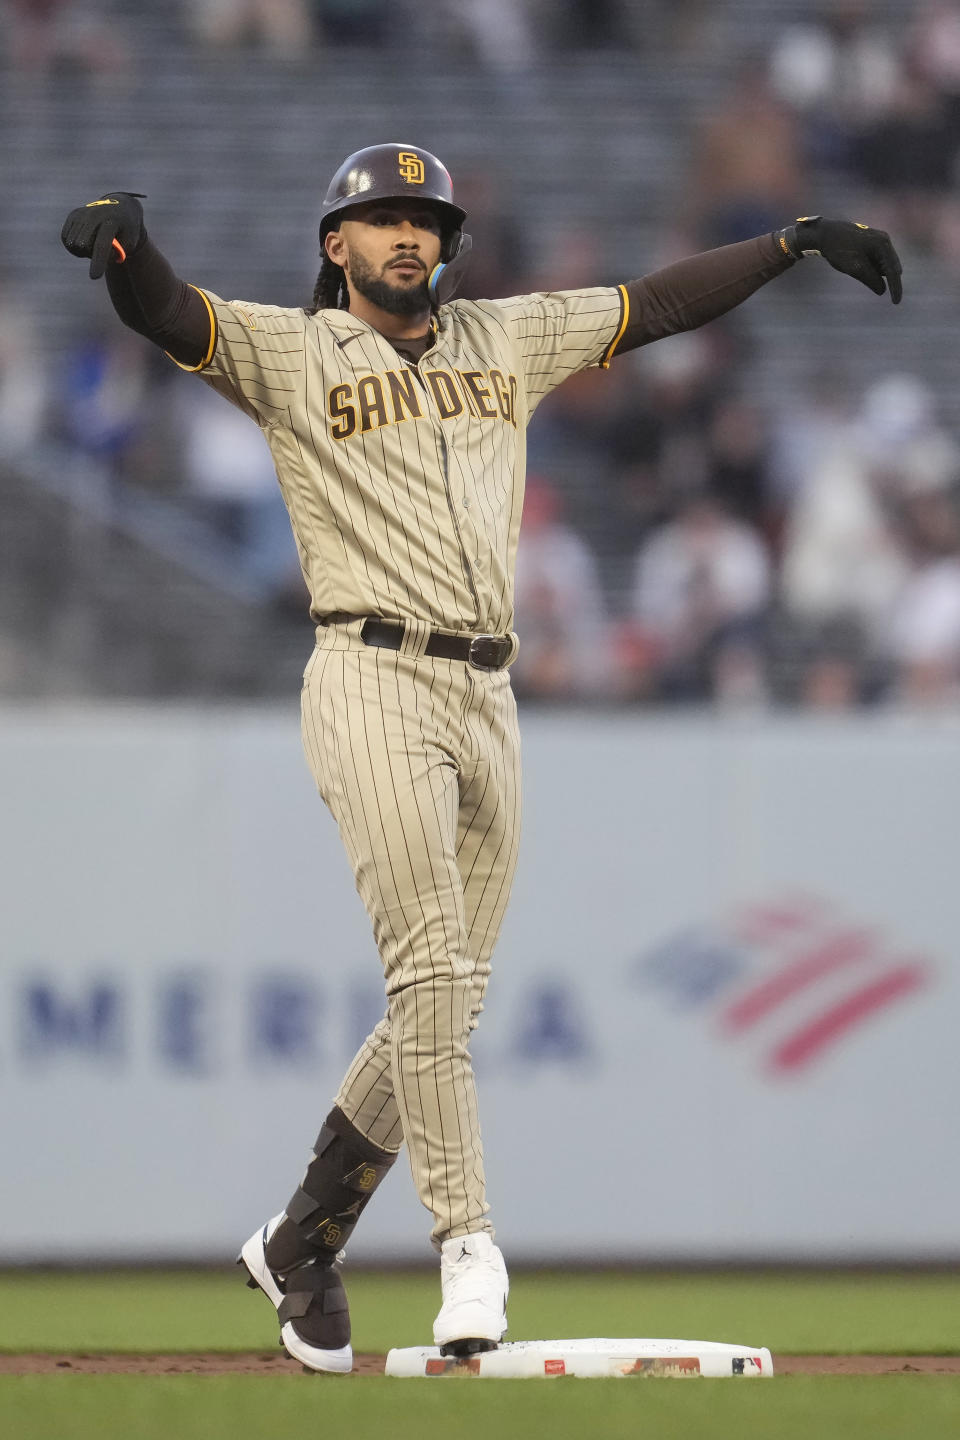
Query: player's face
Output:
[[328, 200, 444, 317]]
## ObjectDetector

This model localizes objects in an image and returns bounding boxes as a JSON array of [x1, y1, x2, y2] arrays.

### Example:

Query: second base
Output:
[[385, 1337, 773, 1378]]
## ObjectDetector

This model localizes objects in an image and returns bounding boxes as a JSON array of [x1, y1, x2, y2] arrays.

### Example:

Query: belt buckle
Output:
[[468, 634, 508, 671]]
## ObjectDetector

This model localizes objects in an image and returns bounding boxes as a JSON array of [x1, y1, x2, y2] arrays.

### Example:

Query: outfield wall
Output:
[[1, 705, 957, 1263]]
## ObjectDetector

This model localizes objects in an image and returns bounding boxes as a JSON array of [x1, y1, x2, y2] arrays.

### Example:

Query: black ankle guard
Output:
[[278, 1264, 351, 1350], [265, 1107, 397, 1272]]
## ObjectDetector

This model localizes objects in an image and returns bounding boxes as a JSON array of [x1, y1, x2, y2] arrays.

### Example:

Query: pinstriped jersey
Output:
[[192, 285, 626, 633]]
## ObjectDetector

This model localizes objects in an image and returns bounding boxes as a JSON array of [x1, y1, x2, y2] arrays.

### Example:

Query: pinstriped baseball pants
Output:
[[300, 621, 522, 1246]]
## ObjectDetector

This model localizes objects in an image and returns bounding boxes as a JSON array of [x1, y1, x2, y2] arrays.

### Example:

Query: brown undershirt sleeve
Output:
[[102, 232, 793, 374], [104, 237, 213, 368], [616, 232, 795, 355]]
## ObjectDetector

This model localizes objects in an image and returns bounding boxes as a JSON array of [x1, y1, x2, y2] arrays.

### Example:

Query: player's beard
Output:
[[348, 249, 431, 317]]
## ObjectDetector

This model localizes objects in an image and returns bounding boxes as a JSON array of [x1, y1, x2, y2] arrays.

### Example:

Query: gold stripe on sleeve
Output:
[[599, 284, 629, 369], [165, 286, 218, 372]]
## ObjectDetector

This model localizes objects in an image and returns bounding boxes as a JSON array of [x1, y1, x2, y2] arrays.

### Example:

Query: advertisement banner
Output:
[[1, 708, 956, 1262]]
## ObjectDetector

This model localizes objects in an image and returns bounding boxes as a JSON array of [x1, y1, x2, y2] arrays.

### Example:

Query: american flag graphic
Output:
[[633, 895, 931, 1076]]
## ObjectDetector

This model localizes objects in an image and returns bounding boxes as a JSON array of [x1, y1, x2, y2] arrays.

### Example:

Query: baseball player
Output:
[[61, 145, 902, 1372]]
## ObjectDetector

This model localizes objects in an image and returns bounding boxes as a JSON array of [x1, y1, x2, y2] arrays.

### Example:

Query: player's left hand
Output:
[[782, 217, 903, 304]]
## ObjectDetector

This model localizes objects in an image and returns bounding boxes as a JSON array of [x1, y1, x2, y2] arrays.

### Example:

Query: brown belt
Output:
[[360, 619, 512, 671]]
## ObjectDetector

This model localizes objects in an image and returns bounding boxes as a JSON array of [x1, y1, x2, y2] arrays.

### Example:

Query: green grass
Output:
[[0, 1267, 958, 1355], [3, 1375, 960, 1440], [3, 1271, 959, 1440]]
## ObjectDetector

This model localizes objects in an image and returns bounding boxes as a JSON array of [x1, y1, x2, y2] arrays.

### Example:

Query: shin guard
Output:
[[264, 1107, 397, 1274]]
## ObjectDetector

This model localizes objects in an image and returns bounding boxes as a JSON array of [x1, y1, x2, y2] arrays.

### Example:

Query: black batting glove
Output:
[[775, 216, 903, 304], [61, 192, 147, 280]]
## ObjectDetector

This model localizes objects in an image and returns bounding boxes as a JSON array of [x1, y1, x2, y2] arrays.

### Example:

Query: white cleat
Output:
[[433, 1232, 509, 1356], [238, 1213, 353, 1374]]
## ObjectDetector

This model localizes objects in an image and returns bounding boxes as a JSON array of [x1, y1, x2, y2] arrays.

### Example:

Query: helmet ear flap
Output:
[[442, 228, 464, 265], [429, 233, 473, 307]]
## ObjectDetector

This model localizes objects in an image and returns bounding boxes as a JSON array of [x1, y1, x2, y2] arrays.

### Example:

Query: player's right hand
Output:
[[61, 192, 147, 279]]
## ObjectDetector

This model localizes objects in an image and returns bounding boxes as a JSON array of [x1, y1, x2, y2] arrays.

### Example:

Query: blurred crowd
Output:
[[5, 0, 960, 707], [0, 1, 725, 76], [7, 271, 960, 710], [518, 352, 960, 709]]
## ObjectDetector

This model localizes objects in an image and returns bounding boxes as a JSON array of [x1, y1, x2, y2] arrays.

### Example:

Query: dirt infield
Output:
[[1, 1353, 959, 1376]]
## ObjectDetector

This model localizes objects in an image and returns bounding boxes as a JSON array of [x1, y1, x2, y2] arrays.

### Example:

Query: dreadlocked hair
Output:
[[305, 255, 348, 315]]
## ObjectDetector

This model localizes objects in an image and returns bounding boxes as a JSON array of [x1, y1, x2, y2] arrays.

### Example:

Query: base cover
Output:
[[385, 1337, 773, 1379]]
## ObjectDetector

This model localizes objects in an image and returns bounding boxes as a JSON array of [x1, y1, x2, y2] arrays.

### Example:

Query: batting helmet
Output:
[[319, 144, 467, 263]]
